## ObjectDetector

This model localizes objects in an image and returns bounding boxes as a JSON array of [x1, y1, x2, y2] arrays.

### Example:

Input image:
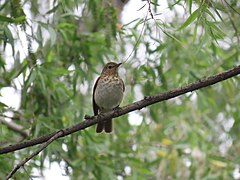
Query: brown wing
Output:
[[121, 78, 125, 92], [93, 77, 105, 133], [92, 77, 100, 115]]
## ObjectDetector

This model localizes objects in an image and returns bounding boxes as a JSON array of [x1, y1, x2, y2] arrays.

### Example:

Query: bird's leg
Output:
[[84, 113, 104, 120], [113, 106, 122, 115], [97, 113, 105, 121]]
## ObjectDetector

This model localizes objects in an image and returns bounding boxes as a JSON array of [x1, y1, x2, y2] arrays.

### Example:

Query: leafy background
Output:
[[0, 0, 240, 179]]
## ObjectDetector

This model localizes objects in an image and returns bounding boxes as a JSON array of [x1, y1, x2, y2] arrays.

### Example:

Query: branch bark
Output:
[[0, 65, 240, 155]]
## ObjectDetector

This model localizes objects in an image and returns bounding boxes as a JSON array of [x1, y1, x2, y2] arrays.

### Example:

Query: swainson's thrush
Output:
[[93, 62, 125, 133]]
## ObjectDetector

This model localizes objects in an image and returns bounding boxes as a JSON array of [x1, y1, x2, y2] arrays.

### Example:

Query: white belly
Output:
[[94, 77, 124, 110]]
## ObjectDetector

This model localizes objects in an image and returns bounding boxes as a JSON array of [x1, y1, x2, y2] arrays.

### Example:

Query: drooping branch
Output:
[[0, 65, 240, 155], [0, 118, 29, 138]]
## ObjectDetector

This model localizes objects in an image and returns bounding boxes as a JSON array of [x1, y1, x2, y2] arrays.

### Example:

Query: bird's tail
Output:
[[96, 119, 112, 133]]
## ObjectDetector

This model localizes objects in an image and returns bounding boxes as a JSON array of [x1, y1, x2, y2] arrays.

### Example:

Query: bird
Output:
[[92, 62, 125, 133]]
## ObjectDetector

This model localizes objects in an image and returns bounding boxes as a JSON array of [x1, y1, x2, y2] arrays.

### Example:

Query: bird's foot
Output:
[[84, 114, 94, 119], [113, 106, 122, 115]]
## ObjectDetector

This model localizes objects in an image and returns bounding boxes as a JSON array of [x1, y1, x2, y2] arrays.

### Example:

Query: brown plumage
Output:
[[93, 62, 125, 133]]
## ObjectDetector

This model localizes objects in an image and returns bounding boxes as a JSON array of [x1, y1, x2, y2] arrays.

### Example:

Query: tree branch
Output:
[[5, 130, 64, 179], [0, 65, 240, 155]]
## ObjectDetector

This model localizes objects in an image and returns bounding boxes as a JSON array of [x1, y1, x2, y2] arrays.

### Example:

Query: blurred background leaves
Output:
[[0, 0, 240, 179]]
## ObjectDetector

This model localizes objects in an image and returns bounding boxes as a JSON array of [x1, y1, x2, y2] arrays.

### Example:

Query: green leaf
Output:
[[3, 26, 14, 54], [188, 0, 192, 13], [0, 101, 8, 108], [25, 69, 37, 88], [37, 70, 46, 92], [205, 9, 216, 21], [162, 30, 181, 43], [48, 26, 57, 46], [206, 21, 225, 39], [0, 15, 25, 24], [51, 68, 72, 75], [178, 9, 199, 30], [193, 21, 198, 43], [13, 15, 26, 23], [0, 15, 14, 23], [46, 4, 60, 14]]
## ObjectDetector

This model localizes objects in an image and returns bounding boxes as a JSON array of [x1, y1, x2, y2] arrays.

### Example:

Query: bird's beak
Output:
[[117, 63, 122, 67]]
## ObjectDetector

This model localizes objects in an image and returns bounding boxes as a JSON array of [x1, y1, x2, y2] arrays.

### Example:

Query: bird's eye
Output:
[[108, 65, 113, 69]]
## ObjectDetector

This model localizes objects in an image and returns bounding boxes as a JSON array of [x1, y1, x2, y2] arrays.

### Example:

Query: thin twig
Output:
[[0, 65, 240, 155], [124, 2, 150, 63], [5, 130, 64, 180], [147, 0, 154, 19], [124, 0, 155, 63], [223, 0, 240, 16]]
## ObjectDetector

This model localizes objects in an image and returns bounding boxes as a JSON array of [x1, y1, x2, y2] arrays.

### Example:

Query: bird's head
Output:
[[101, 62, 122, 76]]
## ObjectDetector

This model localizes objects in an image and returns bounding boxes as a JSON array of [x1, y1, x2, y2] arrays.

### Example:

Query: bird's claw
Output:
[[113, 106, 122, 114], [84, 114, 94, 119]]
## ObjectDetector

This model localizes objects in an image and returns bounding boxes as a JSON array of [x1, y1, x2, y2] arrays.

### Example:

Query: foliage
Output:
[[0, 0, 240, 179]]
